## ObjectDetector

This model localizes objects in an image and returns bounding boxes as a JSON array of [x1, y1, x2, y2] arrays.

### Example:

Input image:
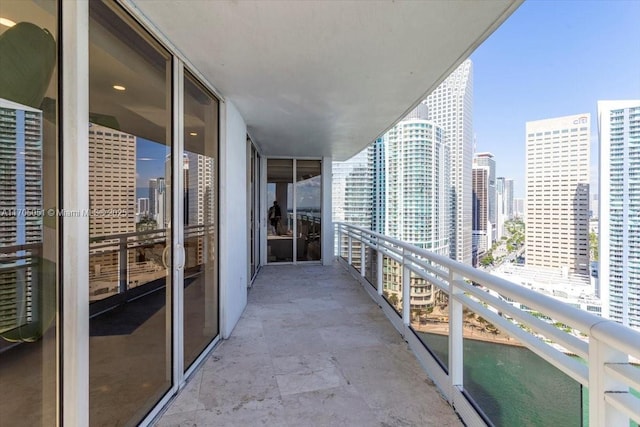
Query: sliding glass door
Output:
[[266, 159, 322, 263], [182, 71, 219, 371], [88, 2, 173, 425]]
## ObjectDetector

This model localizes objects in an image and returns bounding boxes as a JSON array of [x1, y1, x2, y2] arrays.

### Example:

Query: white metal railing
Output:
[[336, 222, 640, 427]]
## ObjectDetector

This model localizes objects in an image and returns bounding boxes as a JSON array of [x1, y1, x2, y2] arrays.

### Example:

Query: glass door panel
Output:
[[0, 1, 58, 424], [295, 160, 322, 261], [88, 2, 172, 425], [267, 159, 293, 262], [183, 71, 219, 370]]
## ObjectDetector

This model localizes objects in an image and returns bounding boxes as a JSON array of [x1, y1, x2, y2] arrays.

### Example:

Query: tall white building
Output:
[[332, 148, 373, 228], [425, 59, 473, 264], [496, 177, 506, 240], [525, 114, 590, 275], [384, 115, 450, 255], [598, 100, 640, 330]]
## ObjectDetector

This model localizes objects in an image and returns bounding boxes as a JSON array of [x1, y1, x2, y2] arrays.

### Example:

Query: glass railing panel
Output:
[[364, 246, 376, 288], [412, 292, 450, 370], [351, 240, 362, 272], [339, 233, 349, 261], [462, 316, 583, 426], [382, 255, 402, 316]]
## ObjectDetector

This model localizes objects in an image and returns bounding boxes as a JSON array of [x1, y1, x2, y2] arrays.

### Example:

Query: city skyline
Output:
[[472, 0, 640, 199]]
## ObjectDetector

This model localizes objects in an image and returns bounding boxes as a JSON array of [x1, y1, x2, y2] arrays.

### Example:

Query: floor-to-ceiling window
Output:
[[0, 1, 58, 425], [266, 159, 322, 263], [183, 71, 219, 371], [88, 1, 172, 424]]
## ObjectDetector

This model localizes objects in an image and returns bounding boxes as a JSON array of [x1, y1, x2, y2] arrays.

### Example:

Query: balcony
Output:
[[152, 225, 640, 426], [156, 262, 461, 426]]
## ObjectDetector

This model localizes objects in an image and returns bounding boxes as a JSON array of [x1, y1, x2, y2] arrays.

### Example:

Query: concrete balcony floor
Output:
[[156, 263, 462, 426]]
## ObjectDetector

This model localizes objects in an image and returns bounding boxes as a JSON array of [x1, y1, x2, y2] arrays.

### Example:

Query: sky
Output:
[[471, 0, 640, 198]]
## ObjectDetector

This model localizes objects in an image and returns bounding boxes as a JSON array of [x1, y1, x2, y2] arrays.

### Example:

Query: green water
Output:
[[417, 332, 640, 427], [418, 332, 583, 426]]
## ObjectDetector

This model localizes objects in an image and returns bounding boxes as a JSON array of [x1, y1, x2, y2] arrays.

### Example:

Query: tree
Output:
[[590, 231, 599, 261]]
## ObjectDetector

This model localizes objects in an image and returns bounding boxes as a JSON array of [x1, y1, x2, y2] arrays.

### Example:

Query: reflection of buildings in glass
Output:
[[0, 99, 43, 333], [155, 176, 166, 228], [88, 125, 164, 300], [89, 123, 136, 237], [186, 151, 215, 268], [148, 178, 157, 217], [137, 197, 150, 216]]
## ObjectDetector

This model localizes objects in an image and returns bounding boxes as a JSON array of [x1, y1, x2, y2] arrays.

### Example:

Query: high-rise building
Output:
[[88, 123, 136, 237], [149, 178, 157, 217], [384, 114, 450, 255], [514, 198, 525, 218], [504, 178, 514, 219], [332, 148, 373, 228], [156, 177, 166, 228], [474, 152, 496, 243], [424, 59, 473, 264], [525, 114, 590, 275], [472, 165, 490, 260], [598, 100, 640, 330], [496, 177, 506, 240], [137, 197, 150, 216], [371, 137, 386, 234]]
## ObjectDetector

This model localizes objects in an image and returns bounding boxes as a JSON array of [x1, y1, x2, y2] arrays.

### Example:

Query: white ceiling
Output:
[[129, 0, 521, 161]]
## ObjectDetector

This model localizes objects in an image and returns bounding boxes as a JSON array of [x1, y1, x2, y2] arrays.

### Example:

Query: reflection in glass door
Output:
[[0, 1, 59, 425], [183, 71, 219, 371], [296, 160, 322, 261], [88, 2, 172, 425], [266, 159, 322, 263]]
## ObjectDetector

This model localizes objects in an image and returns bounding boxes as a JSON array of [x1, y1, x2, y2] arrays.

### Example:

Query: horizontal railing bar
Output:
[[404, 263, 450, 293], [338, 222, 640, 357], [453, 278, 589, 359], [603, 392, 640, 424], [605, 363, 640, 392], [405, 254, 449, 281], [458, 294, 589, 386]]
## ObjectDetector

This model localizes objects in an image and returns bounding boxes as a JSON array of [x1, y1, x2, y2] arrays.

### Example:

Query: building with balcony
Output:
[[598, 100, 640, 330], [1, 2, 638, 427]]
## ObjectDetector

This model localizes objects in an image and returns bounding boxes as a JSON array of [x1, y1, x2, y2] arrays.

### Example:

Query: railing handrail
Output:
[[336, 222, 640, 360], [336, 222, 640, 426]]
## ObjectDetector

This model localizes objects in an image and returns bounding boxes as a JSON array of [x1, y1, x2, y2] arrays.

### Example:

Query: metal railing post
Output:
[[402, 249, 411, 326], [377, 240, 383, 296], [360, 234, 366, 277], [449, 269, 464, 396], [588, 334, 627, 426], [347, 235, 352, 265]]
